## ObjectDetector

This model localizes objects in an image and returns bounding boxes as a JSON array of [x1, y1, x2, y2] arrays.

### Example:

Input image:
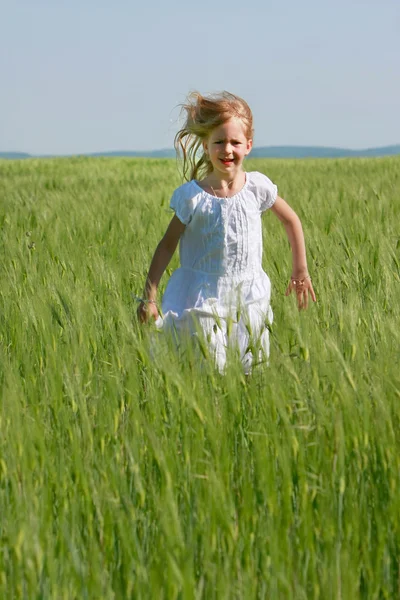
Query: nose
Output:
[[223, 142, 233, 155]]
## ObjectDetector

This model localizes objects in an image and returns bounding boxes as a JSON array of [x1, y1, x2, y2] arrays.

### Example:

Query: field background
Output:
[[0, 156, 399, 598]]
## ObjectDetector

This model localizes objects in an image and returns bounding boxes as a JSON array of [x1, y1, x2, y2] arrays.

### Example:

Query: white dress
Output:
[[156, 171, 278, 373]]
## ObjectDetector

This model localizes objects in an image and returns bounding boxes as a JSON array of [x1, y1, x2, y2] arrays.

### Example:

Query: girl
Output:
[[137, 91, 316, 373]]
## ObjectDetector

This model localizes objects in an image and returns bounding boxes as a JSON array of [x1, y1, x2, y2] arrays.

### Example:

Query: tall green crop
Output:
[[0, 156, 399, 598]]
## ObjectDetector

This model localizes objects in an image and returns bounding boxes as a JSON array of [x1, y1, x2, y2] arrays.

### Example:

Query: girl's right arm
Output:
[[137, 215, 186, 323]]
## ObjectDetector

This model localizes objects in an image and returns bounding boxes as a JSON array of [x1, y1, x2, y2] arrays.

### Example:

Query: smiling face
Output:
[[203, 117, 253, 178]]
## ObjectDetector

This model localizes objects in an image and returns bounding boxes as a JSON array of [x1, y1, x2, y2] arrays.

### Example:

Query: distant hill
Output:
[[250, 145, 400, 158], [87, 149, 176, 158], [0, 152, 32, 159], [1, 145, 399, 160]]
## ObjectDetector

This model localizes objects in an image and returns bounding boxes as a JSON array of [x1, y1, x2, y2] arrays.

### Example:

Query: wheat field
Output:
[[0, 155, 399, 598]]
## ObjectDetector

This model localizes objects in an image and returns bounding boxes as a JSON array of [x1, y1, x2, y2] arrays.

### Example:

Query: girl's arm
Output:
[[138, 215, 186, 323], [270, 196, 316, 310]]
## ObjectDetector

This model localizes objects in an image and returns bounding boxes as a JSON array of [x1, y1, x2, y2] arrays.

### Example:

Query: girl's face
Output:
[[203, 118, 252, 177]]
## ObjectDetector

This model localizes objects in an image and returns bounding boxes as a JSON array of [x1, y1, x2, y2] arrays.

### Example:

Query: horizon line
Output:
[[1, 142, 400, 157]]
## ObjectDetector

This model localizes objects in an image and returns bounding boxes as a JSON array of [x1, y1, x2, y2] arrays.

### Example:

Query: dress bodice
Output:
[[171, 172, 277, 277]]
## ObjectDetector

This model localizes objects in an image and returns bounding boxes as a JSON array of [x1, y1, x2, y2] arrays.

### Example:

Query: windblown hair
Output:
[[174, 91, 254, 182]]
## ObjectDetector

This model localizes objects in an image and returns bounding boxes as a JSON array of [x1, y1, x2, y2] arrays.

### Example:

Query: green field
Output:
[[1, 156, 399, 598]]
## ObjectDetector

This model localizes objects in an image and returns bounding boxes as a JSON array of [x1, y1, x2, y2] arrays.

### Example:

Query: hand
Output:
[[137, 301, 159, 324], [285, 275, 316, 310]]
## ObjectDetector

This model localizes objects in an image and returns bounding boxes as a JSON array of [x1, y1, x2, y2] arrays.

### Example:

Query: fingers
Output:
[[288, 277, 317, 310], [279, 278, 318, 310], [137, 302, 159, 324], [137, 304, 148, 323], [304, 288, 309, 309], [296, 288, 306, 310], [293, 283, 316, 310], [309, 284, 317, 303], [286, 282, 306, 309], [137, 303, 149, 323]]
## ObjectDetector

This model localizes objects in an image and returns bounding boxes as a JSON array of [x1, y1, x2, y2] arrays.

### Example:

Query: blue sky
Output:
[[1, 0, 399, 154]]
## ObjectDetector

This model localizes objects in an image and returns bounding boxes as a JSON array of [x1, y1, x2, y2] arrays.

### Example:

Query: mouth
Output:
[[220, 158, 234, 165]]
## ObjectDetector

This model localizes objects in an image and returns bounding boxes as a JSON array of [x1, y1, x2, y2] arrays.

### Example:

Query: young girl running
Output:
[[137, 91, 316, 372]]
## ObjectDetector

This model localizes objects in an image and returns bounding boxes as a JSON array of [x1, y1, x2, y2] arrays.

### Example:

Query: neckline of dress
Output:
[[193, 172, 249, 200]]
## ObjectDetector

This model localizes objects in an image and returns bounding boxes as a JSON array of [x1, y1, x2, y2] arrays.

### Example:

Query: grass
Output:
[[0, 155, 399, 598]]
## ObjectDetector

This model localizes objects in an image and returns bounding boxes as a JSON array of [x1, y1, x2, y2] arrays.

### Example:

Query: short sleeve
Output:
[[169, 183, 199, 225], [248, 171, 278, 212]]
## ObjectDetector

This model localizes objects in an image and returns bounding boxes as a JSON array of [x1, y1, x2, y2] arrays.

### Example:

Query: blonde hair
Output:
[[174, 91, 254, 182]]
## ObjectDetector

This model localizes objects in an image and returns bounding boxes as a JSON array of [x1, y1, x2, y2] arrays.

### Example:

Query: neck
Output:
[[201, 170, 246, 198], [207, 170, 245, 189]]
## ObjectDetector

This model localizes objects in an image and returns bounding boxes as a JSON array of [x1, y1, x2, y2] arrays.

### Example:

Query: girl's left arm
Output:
[[270, 196, 316, 310]]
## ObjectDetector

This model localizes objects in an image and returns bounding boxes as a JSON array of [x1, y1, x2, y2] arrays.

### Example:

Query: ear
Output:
[[245, 139, 253, 156], [203, 140, 209, 155]]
